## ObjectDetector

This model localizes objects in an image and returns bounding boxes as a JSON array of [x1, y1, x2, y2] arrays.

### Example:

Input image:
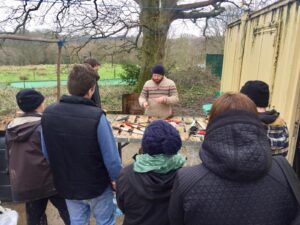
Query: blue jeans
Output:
[[65, 187, 115, 225]]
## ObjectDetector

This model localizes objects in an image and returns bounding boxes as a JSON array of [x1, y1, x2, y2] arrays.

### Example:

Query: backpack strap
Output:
[[273, 156, 300, 205]]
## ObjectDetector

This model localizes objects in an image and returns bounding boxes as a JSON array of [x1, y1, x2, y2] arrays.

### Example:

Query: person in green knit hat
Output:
[[116, 120, 186, 225]]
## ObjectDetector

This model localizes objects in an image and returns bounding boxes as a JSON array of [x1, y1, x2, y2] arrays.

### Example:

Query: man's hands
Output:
[[111, 181, 116, 191], [143, 102, 149, 109], [143, 97, 167, 109], [153, 96, 166, 104]]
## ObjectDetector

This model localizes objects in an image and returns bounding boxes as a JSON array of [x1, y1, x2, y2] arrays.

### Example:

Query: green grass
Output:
[[0, 69, 220, 123], [0, 85, 135, 122], [0, 64, 124, 83]]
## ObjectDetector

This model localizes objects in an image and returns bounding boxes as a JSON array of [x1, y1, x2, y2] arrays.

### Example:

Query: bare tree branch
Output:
[[12, 0, 43, 34], [174, 7, 225, 20], [203, 18, 209, 37], [176, 0, 226, 11]]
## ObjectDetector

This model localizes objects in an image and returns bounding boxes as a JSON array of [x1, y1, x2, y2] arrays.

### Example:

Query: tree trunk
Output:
[[135, 0, 175, 92]]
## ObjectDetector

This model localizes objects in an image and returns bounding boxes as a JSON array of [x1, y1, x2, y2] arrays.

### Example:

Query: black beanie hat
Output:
[[151, 64, 165, 75], [142, 120, 182, 155], [240, 80, 269, 107], [16, 89, 45, 112]]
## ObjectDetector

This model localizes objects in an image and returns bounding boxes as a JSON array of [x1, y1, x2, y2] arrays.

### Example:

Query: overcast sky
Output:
[[0, 0, 276, 38]]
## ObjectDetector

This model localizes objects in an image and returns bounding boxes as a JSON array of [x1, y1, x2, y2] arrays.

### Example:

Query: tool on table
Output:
[[124, 122, 146, 132], [197, 130, 206, 135], [113, 126, 144, 135], [124, 121, 147, 128], [165, 118, 182, 125], [189, 120, 206, 136], [116, 115, 129, 121]]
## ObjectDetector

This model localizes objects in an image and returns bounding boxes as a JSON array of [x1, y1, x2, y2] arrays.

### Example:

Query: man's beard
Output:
[[152, 78, 163, 84]]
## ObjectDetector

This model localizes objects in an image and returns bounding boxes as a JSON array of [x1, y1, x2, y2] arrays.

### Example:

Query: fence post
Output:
[[56, 40, 64, 101]]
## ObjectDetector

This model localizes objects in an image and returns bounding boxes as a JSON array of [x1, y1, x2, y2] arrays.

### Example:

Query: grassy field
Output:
[[0, 69, 220, 125], [0, 64, 124, 83]]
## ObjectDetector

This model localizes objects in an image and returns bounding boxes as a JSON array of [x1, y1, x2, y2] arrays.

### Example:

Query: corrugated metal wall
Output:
[[221, 0, 300, 162]]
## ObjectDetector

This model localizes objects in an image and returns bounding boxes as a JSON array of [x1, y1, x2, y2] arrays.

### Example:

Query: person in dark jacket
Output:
[[84, 57, 101, 107], [41, 64, 122, 225], [293, 132, 300, 178], [6, 89, 70, 225], [241, 80, 289, 156], [116, 120, 186, 225], [168, 92, 299, 225]]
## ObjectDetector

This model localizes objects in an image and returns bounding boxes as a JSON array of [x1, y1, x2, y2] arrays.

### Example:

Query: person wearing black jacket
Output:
[[84, 57, 101, 107], [116, 120, 186, 225], [169, 93, 300, 225], [240, 80, 289, 156]]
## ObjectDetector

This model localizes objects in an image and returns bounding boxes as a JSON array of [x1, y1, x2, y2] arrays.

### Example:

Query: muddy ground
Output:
[[2, 143, 200, 225]]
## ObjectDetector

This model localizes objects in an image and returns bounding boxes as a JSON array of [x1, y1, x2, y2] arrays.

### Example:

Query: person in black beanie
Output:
[[139, 64, 179, 118], [240, 80, 289, 156], [6, 89, 70, 225], [16, 89, 45, 112], [116, 120, 186, 225]]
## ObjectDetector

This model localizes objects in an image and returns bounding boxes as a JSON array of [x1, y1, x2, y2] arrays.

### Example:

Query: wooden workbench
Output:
[[106, 114, 207, 158]]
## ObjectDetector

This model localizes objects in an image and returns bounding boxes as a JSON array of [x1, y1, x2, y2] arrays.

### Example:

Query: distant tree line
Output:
[[0, 31, 224, 70]]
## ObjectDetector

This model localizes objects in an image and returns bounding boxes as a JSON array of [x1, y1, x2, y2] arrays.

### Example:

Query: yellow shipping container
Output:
[[221, 0, 300, 163]]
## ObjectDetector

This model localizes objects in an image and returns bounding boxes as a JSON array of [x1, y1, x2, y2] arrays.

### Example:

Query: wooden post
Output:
[[56, 40, 64, 100], [0, 34, 57, 43]]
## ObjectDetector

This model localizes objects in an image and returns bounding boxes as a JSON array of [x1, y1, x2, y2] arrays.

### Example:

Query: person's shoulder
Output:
[[174, 164, 208, 194], [144, 79, 154, 86], [7, 116, 41, 129], [177, 164, 205, 176], [164, 77, 176, 85], [270, 116, 287, 127], [118, 164, 133, 181], [121, 164, 134, 174], [176, 164, 208, 184], [268, 157, 290, 187], [142, 80, 155, 90], [43, 102, 60, 113]]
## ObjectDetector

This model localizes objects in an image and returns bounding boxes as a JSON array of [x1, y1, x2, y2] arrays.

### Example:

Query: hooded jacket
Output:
[[116, 164, 177, 225], [259, 109, 289, 156], [5, 114, 56, 202], [169, 110, 298, 225]]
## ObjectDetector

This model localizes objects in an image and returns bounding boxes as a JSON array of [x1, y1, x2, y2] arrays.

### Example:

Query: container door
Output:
[[239, 22, 280, 98]]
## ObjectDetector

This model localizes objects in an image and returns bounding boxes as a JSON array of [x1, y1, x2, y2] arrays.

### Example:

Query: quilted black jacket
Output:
[[169, 110, 299, 225]]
